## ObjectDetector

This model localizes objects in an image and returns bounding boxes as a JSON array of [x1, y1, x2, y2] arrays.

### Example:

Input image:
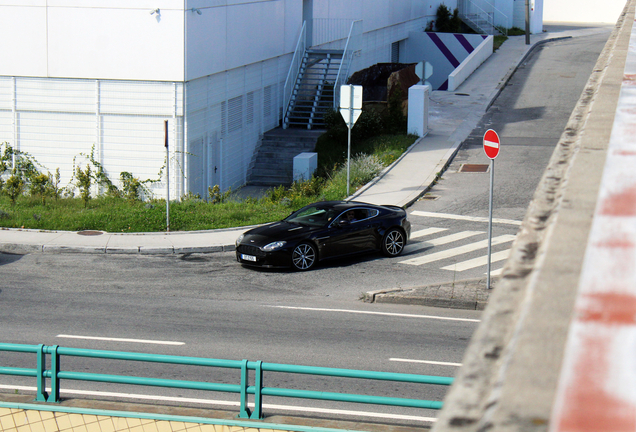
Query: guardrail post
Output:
[[251, 361, 263, 419], [238, 359, 251, 419], [35, 344, 47, 402], [47, 345, 60, 403]]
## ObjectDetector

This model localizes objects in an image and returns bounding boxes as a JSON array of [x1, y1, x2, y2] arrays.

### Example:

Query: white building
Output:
[[0, 0, 540, 200]]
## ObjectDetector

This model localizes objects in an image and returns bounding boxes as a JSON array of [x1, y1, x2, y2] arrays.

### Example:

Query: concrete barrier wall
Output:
[[447, 36, 494, 91], [431, 1, 635, 431], [404, 32, 489, 90]]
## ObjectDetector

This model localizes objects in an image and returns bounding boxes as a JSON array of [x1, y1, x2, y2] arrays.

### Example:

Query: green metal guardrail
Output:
[[0, 343, 453, 420]]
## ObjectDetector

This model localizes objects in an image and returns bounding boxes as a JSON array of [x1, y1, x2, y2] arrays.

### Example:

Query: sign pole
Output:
[[339, 84, 362, 198], [487, 158, 494, 289], [483, 129, 500, 289], [347, 84, 353, 196], [165, 120, 170, 233]]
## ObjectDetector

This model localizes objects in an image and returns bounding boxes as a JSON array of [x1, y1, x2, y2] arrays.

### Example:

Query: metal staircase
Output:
[[283, 49, 343, 130], [461, 13, 499, 35], [458, 0, 507, 35]]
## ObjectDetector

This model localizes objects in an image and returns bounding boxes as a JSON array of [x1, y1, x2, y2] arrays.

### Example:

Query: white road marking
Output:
[[441, 249, 511, 272], [267, 306, 480, 323], [405, 230, 483, 254], [390, 358, 462, 367], [56, 335, 185, 346], [410, 227, 448, 239], [412, 231, 484, 250], [0, 384, 437, 423], [410, 210, 522, 226], [488, 268, 504, 276], [400, 235, 516, 266]]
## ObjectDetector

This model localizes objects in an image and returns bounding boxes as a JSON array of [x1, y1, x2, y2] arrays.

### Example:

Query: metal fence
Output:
[[0, 343, 453, 420]]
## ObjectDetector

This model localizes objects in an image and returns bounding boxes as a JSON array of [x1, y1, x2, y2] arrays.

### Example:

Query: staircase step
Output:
[[247, 128, 323, 186]]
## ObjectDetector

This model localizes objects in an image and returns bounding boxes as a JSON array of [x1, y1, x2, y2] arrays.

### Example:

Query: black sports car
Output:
[[236, 201, 411, 270]]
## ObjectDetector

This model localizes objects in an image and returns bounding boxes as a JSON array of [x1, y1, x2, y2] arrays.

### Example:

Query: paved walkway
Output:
[[0, 27, 608, 310]]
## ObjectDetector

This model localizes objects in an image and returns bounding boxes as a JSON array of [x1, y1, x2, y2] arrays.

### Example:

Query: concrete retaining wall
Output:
[[448, 36, 494, 91]]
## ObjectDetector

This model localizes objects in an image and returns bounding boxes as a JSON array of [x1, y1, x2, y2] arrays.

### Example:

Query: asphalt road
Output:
[[415, 32, 611, 222], [0, 31, 610, 427]]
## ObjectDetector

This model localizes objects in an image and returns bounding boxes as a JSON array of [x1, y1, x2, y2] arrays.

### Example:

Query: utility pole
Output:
[[525, 0, 531, 45]]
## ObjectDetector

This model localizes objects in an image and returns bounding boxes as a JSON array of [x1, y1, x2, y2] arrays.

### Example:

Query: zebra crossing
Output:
[[400, 211, 520, 274]]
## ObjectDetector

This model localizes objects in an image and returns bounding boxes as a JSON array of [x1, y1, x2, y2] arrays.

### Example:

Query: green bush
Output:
[[76, 164, 92, 208], [5, 174, 24, 205], [29, 173, 51, 205], [434, 4, 462, 33]]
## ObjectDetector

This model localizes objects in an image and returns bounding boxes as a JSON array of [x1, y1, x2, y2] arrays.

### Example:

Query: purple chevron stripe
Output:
[[427, 32, 460, 68], [455, 34, 476, 55]]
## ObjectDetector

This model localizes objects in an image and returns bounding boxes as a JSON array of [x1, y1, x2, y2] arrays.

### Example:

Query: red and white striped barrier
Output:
[[551, 18, 636, 432]]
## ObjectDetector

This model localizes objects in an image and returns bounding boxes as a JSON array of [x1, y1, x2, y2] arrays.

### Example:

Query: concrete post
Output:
[[407, 85, 430, 137]]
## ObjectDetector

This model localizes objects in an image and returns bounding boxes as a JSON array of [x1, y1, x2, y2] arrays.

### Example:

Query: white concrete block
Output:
[[293, 152, 318, 182], [407, 85, 430, 137]]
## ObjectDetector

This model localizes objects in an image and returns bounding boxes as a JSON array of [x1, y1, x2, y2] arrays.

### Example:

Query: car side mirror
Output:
[[338, 219, 350, 227]]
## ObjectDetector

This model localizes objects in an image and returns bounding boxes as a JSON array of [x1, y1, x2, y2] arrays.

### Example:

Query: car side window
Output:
[[333, 208, 379, 225]]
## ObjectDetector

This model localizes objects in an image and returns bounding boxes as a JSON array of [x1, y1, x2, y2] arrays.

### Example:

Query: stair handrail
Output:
[[333, 19, 363, 110], [458, 0, 508, 35], [283, 21, 307, 129]]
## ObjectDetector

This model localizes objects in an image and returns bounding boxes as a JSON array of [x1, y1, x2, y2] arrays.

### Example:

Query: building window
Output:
[[391, 41, 400, 63], [247, 91, 254, 125], [228, 96, 242, 133], [264, 85, 273, 117]]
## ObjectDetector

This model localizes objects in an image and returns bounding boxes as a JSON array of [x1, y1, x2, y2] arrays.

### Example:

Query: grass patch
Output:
[[0, 134, 417, 232]]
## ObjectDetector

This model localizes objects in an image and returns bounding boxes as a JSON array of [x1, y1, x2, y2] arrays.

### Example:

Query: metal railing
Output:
[[0, 343, 453, 420], [458, 0, 509, 35], [283, 21, 307, 129], [311, 18, 357, 47], [333, 20, 363, 110]]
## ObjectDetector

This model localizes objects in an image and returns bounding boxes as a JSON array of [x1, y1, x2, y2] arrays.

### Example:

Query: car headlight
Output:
[[261, 241, 287, 252], [235, 234, 244, 247]]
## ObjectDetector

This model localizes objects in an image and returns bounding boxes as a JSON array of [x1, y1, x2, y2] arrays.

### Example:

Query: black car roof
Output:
[[307, 201, 385, 211]]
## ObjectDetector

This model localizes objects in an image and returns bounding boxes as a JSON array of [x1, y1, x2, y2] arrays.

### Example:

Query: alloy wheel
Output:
[[292, 243, 317, 270], [383, 229, 405, 256]]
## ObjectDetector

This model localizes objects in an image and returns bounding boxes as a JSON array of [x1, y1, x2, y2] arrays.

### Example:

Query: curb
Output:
[[0, 243, 237, 255], [362, 277, 497, 311]]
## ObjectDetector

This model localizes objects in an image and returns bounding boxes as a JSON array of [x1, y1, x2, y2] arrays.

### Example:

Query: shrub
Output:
[[435, 4, 462, 33], [76, 164, 92, 208], [29, 173, 51, 205], [384, 86, 407, 134], [208, 184, 232, 204], [5, 173, 24, 205], [120, 171, 143, 201]]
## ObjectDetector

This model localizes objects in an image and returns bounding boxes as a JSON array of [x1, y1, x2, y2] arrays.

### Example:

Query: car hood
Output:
[[242, 221, 319, 246]]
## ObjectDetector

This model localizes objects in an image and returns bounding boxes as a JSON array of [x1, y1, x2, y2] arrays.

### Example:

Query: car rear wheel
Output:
[[292, 243, 318, 271], [382, 228, 405, 257]]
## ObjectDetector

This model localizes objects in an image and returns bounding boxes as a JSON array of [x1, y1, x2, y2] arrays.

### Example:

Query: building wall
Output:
[[543, 0, 625, 24], [0, 0, 452, 199], [0, 76, 184, 200], [185, 55, 288, 196], [0, 0, 185, 81]]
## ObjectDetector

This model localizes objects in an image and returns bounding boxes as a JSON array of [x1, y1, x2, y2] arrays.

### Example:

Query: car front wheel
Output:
[[382, 228, 405, 257], [291, 242, 318, 271]]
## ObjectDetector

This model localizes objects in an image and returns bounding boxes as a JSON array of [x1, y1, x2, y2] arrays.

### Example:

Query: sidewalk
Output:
[[0, 27, 606, 309]]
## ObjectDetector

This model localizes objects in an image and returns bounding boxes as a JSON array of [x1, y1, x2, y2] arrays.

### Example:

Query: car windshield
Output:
[[285, 205, 338, 227]]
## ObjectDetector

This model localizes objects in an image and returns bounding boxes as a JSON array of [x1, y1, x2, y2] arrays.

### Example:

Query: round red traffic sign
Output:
[[483, 129, 500, 159]]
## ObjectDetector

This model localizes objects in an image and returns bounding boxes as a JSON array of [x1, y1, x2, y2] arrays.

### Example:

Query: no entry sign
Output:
[[483, 129, 500, 159]]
